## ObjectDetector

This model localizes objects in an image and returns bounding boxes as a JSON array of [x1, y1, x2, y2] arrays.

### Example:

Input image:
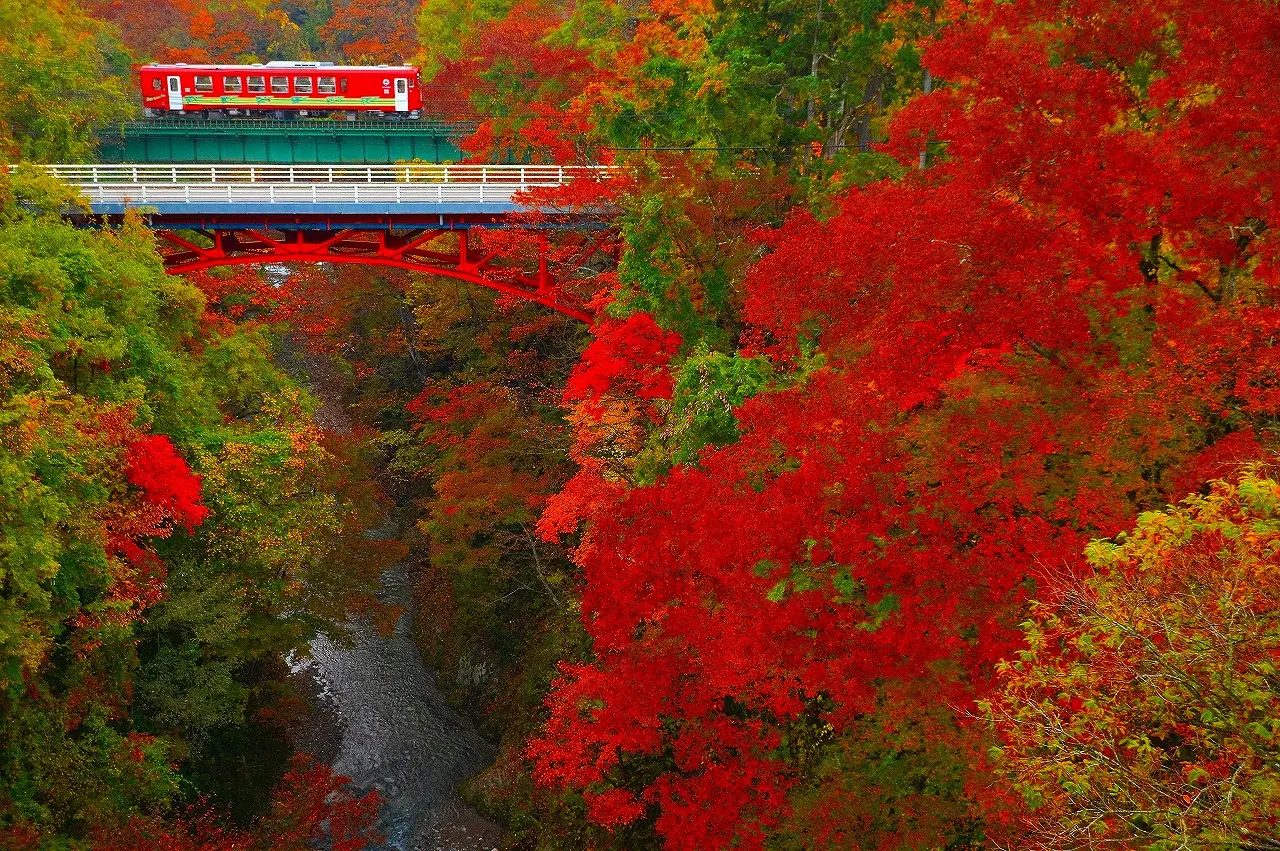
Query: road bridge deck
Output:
[[19, 163, 615, 322], [39, 163, 613, 225]]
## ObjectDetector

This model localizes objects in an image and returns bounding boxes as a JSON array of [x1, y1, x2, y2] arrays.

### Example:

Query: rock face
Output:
[[295, 560, 501, 851]]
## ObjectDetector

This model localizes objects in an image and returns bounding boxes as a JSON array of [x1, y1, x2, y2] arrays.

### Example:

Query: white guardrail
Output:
[[32, 163, 612, 207], [40, 163, 608, 185]]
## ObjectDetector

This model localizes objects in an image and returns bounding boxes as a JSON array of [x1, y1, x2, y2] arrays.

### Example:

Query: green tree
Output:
[[0, 0, 132, 162], [986, 467, 1280, 849], [0, 167, 390, 842], [706, 0, 940, 157], [416, 0, 517, 79]]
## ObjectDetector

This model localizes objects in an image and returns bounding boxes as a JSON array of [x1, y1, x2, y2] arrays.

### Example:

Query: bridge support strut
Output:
[[154, 228, 594, 323]]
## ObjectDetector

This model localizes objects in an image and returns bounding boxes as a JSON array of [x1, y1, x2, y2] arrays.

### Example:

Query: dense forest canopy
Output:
[[0, 0, 1278, 848]]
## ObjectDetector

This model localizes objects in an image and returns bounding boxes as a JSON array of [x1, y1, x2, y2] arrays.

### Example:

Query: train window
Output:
[[396, 79, 407, 94], [151, 78, 161, 91], [318, 76, 336, 94], [223, 76, 242, 93], [270, 76, 289, 94], [194, 75, 213, 92], [293, 76, 312, 94], [247, 76, 265, 93], [339, 77, 348, 93]]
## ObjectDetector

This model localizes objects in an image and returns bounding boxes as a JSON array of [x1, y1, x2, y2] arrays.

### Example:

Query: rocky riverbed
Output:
[[290, 559, 501, 850]]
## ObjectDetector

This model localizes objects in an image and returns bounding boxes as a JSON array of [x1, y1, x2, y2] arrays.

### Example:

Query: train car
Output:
[[138, 61, 423, 119]]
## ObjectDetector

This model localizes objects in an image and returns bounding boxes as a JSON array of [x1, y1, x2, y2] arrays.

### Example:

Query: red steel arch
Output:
[[155, 228, 595, 323]]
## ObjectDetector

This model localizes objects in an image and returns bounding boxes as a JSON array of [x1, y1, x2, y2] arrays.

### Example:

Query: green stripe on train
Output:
[[183, 96, 397, 107]]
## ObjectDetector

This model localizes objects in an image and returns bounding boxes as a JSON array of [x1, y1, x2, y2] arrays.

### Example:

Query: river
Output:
[[287, 339, 502, 850], [290, 556, 502, 850]]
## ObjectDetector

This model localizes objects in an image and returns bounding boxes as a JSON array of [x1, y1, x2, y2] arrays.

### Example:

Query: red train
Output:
[[139, 61, 423, 119]]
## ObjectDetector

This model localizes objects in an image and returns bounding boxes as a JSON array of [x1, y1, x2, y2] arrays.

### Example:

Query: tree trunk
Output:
[[918, 67, 933, 169], [807, 0, 824, 127], [858, 71, 886, 152]]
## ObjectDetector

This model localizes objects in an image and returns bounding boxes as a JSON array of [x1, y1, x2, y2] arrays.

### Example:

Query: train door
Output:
[[394, 77, 409, 112], [167, 76, 184, 111]]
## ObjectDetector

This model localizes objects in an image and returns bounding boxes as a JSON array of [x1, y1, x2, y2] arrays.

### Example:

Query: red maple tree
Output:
[[528, 0, 1280, 845]]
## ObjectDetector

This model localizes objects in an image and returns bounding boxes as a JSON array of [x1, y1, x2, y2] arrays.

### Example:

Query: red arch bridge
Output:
[[42, 163, 617, 323]]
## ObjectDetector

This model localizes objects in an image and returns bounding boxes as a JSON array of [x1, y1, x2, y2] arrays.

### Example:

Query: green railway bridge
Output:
[[98, 118, 475, 165]]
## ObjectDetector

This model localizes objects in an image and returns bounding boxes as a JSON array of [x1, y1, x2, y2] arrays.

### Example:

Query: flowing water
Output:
[[289, 348, 501, 849], [290, 560, 501, 850]]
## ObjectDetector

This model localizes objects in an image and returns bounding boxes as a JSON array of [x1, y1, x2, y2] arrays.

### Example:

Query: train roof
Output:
[[139, 62, 419, 72]]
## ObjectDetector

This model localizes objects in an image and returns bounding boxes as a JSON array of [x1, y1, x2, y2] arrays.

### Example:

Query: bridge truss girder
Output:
[[154, 226, 601, 323]]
